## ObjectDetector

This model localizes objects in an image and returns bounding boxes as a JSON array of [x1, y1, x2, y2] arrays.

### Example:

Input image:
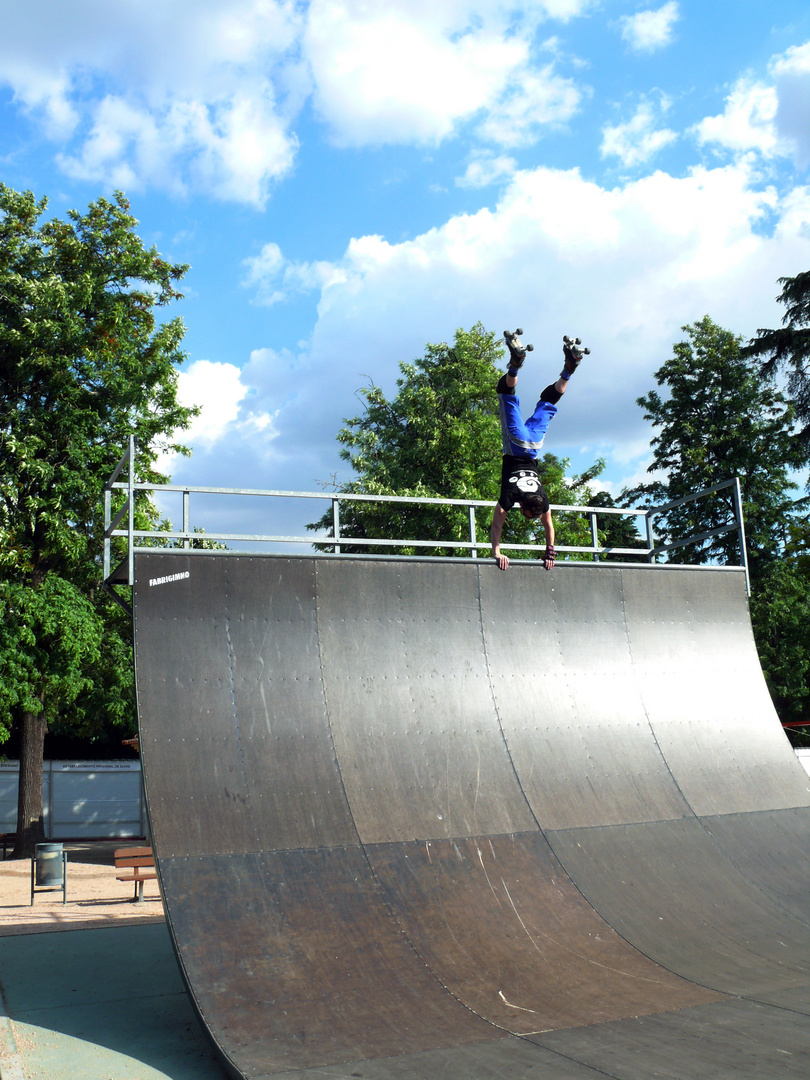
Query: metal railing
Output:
[[103, 437, 749, 607]]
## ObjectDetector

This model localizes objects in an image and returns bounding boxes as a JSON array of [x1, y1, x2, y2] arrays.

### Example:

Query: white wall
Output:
[[0, 761, 146, 839]]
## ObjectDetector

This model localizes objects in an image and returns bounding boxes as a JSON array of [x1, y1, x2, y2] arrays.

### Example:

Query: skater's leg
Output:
[[524, 397, 558, 447], [497, 375, 542, 457], [525, 371, 570, 443]]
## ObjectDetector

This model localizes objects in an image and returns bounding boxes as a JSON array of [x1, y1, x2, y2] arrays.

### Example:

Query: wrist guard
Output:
[[544, 544, 556, 567]]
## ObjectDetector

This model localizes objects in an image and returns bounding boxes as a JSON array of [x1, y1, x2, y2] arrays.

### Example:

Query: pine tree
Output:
[[743, 270, 810, 452], [622, 316, 805, 583]]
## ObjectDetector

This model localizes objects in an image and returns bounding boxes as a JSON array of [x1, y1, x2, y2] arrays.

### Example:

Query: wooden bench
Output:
[[114, 846, 158, 902]]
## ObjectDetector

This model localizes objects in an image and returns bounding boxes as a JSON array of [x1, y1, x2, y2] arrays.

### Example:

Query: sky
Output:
[[3, 0, 810, 543]]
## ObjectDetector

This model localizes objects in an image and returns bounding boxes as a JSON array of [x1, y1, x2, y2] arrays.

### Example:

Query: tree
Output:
[[0, 184, 196, 857], [587, 490, 647, 561], [309, 323, 603, 558], [750, 561, 810, 743], [743, 270, 810, 453], [623, 315, 810, 740], [622, 316, 806, 584]]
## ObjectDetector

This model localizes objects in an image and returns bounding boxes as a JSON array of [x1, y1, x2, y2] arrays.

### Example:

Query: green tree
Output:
[[309, 323, 602, 558], [0, 184, 196, 857], [623, 315, 810, 739], [587, 490, 647, 561], [743, 270, 810, 452], [750, 561, 810, 743], [622, 316, 805, 584]]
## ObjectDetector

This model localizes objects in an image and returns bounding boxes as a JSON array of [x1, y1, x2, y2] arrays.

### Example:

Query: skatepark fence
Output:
[[102, 436, 749, 610]]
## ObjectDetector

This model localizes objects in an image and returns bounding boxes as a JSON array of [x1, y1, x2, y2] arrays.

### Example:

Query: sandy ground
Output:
[[0, 841, 164, 937]]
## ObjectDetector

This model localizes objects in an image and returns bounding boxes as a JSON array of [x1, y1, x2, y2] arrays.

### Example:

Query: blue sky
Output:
[[3, 1, 810, 540]]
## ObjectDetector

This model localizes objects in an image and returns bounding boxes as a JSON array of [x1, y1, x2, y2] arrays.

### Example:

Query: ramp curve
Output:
[[133, 554, 810, 1079]]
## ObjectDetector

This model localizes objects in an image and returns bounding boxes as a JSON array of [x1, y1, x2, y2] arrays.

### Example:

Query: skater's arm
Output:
[[491, 503, 510, 570], [541, 510, 556, 570]]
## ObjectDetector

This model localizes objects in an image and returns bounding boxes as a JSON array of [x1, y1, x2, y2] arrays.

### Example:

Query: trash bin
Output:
[[35, 843, 64, 886]]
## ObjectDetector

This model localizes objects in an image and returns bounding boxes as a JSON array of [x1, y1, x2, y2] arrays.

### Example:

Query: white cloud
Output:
[[304, 2, 527, 147], [770, 41, 810, 168], [693, 40, 810, 168], [477, 65, 583, 146], [2, 1, 593, 195], [601, 96, 677, 167], [178, 360, 251, 446], [242, 242, 348, 306], [214, 158, 808, 503], [456, 153, 518, 188], [142, 153, 810, 537], [619, 2, 679, 54], [693, 78, 781, 158], [1, 1, 303, 205], [55, 91, 298, 206], [157, 357, 279, 477], [305, 3, 588, 149]]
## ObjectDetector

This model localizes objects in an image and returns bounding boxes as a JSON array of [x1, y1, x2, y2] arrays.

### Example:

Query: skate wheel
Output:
[[526, 344, 534, 351], [515, 328, 523, 336]]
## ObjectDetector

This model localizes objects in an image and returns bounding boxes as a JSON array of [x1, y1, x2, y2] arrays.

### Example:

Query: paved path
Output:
[[0, 924, 228, 1080]]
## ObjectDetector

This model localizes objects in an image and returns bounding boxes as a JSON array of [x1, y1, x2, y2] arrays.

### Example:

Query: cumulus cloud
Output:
[[477, 65, 583, 146], [156, 356, 279, 478], [56, 91, 298, 205], [178, 360, 251, 445], [1, 0, 593, 197], [693, 78, 781, 158], [202, 158, 808, 509], [456, 153, 518, 188], [601, 96, 677, 167], [693, 40, 810, 168], [304, 1, 583, 148], [1, 0, 303, 206], [242, 242, 348, 306], [770, 41, 810, 168], [619, 2, 679, 54]]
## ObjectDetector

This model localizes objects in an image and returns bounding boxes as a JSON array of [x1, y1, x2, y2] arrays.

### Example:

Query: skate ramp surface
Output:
[[133, 554, 810, 1079]]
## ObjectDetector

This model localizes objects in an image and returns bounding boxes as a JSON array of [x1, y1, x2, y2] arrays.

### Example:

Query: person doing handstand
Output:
[[490, 332, 587, 571]]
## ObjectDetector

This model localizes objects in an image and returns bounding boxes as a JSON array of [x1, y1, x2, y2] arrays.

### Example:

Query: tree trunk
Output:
[[14, 709, 47, 860]]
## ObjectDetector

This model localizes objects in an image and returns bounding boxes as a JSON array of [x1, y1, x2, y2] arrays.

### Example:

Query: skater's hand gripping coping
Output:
[[490, 504, 510, 570]]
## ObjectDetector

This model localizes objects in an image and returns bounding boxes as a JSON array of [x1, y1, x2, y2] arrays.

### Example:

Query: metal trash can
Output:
[[31, 842, 67, 904], [35, 843, 64, 886]]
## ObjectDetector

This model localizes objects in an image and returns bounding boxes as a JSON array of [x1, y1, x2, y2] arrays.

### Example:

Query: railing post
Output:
[[732, 477, 750, 596], [469, 505, 478, 559], [183, 490, 191, 549], [103, 488, 111, 581], [127, 435, 135, 586], [589, 512, 599, 562], [645, 510, 656, 563], [332, 498, 341, 555]]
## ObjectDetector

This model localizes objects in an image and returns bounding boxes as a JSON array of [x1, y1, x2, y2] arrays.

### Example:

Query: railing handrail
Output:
[[105, 479, 651, 517], [102, 440, 750, 612]]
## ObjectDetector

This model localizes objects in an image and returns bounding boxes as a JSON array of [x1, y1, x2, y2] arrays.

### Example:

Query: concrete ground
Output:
[[0, 842, 229, 1080]]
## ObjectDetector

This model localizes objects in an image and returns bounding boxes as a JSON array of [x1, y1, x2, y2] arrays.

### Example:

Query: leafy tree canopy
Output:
[[750, 561, 810, 742], [0, 184, 195, 588], [0, 184, 195, 855]]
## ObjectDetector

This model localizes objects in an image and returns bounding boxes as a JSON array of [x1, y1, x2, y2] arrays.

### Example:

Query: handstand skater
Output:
[[490, 331, 588, 571]]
